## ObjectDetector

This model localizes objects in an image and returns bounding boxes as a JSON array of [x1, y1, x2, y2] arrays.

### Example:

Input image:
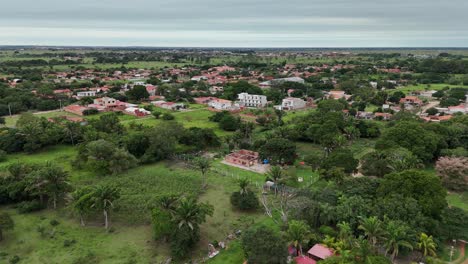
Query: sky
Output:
[[1, 0, 468, 47]]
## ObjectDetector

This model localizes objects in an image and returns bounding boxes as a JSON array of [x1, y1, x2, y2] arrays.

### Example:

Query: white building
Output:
[[275, 97, 307, 110], [77, 91, 96, 98], [237, 93, 267, 108], [208, 98, 238, 111], [259, 77, 305, 87]]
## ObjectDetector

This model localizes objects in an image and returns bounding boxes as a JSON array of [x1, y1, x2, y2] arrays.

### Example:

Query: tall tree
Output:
[[382, 220, 413, 262], [287, 220, 310, 255], [193, 157, 211, 189], [358, 216, 385, 251], [91, 185, 120, 230], [417, 233, 437, 260], [70, 187, 94, 226]]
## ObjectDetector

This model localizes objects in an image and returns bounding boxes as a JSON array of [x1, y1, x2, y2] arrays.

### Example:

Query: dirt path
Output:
[[449, 241, 466, 264]]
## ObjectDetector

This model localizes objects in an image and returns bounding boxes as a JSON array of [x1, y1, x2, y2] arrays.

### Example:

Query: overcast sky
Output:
[[1, 0, 467, 47]]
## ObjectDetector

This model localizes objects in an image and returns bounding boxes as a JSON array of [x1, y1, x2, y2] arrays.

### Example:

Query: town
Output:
[[0, 47, 467, 264]]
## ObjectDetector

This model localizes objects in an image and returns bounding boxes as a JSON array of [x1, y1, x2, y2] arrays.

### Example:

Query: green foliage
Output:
[[259, 137, 296, 165], [241, 225, 287, 264], [376, 121, 441, 162], [161, 113, 175, 120], [378, 170, 447, 218], [75, 139, 137, 174], [361, 148, 422, 177], [126, 85, 149, 101], [322, 148, 358, 174]]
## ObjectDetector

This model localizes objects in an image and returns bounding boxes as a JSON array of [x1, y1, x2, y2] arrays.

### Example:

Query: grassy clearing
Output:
[[447, 192, 468, 211], [393, 83, 468, 94], [0, 208, 158, 264], [3, 110, 82, 127], [0, 147, 271, 263]]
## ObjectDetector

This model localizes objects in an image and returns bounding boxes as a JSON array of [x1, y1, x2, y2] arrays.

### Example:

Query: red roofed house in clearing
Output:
[[307, 244, 334, 261], [225, 149, 259, 167], [63, 105, 90, 116], [194, 97, 217, 105]]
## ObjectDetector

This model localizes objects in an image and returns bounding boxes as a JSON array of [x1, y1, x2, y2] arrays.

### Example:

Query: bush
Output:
[[161, 113, 175, 120], [50, 219, 60, 226], [63, 239, 77, 247], [230, 191, 259, 210], [0, 150, 7, 162], [8, 255, 20, 264], [15, 200, 45, 213]]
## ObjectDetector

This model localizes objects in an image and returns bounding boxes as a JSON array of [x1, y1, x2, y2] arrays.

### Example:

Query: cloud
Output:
[[1, 0, 467, 47]]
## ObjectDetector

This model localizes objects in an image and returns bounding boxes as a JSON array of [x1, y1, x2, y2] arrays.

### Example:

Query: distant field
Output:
[[393, 83, 468, 94]]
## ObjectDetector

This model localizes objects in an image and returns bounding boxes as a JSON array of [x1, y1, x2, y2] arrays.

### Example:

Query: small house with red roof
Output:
[[307, 244, 334, 261]]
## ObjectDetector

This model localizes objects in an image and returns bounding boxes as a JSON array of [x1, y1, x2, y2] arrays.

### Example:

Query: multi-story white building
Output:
[[275, 97, 306, 110], [237, 93, 267, 108], [77, 91, 96, 98]]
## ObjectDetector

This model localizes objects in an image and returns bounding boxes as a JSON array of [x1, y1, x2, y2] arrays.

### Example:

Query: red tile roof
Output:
[[307, 244, 333, 260], [295, 256, 317, 264]]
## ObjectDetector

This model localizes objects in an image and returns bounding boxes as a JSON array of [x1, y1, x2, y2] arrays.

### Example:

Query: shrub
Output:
[[0, 150, 6, 162], [15, 200, 45, 214], [162, 113, 175, 120], [230, 191, 259, 211], [8, 255, 20, 264], [63, 239, 76, 247], [50, 219, 60, 226]]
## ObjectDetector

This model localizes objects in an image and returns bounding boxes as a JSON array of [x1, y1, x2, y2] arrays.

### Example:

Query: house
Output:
[[294, 256, 316, 264], [259, 77, 305, 88], [422, 115, 453, 122], [124, 107, 151, 117], [237, 93, 267, 108], [191, 76, 208, 82], [89, 97, 128, 111], [194, 97, 217, 105], [275, 97, 307, 110], [63, 105, 90, 116], [399, 96, 423, 106], [356, 111, 374, 120], [145, 85, 157, 97], [77, 91, 96, 98], [208, 98, 238, 111], [411, 90, 437, 98], [209, 86, 224, 94], [448, 104, 467, 114], [328, 90, 347, 100], [374, 112, 393, 120], [307, 244, 334, 261], [225, 150, 259, 167], [53, 89, 72, 97], [152, 100, 187, 111]]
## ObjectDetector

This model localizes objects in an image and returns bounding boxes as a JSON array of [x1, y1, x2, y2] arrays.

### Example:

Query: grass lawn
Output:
[[447, 192, 468, 211], [393, 83, 468, 94], [0, 208, 158, 264], [0, 147, 270, 263], [3, 110, 82, 127]]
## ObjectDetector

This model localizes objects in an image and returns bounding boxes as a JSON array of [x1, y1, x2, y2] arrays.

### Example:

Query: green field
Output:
[[0, 144, 271, 263], [393, 83, 468, 94]]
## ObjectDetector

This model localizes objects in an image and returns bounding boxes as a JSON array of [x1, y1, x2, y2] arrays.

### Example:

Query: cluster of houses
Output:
[[64, 97, 151, 117]]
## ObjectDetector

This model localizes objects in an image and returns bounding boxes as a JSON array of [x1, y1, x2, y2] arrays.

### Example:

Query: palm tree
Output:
[[417, 233, 437, 260], [91, 185, 120, 230], [172, 198, 213, 231], [286, 220, 310, 256], [358, 216, 385, 251], [193, 157, 211, 189], [382, 220, 413, 262], [70, 187, 94, 226], [267, 166, 283, 195], [238, 178, 250, 195], [337, 221, 353, 248], [27, 162, 72, 209]]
